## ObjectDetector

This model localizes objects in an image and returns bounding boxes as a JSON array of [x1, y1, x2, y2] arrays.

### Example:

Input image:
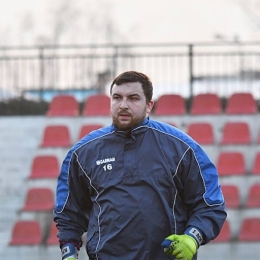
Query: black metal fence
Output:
[[0, 42, 260, 102]]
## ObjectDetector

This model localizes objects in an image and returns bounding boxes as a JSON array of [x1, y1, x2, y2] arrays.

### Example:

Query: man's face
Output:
[[110, 82, 154, 130]]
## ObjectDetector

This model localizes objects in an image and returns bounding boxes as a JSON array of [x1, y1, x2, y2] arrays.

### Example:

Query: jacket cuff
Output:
[[185, 226, 204, 247]]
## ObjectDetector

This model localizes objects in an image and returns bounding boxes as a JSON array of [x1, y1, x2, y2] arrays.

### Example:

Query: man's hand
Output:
[[61, 243, 78, 260], [161, 234, 198, 260]]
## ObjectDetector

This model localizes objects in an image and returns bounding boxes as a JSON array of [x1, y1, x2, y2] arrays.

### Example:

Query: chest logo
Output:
[[96, 157, 115, 165]]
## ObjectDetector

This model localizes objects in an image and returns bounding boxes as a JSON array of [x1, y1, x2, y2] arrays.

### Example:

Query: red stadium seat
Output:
[[153, 94, 186, 115], [46, 222, 59, 245], [252, 153, 260, 175], [29, 155, 59, 179], [238, 217, 260, 241], [217, 152, 245, 176], [78, 124, 104, 140], [212, 220, 231, 242], [9, 220, 42, 245], [221, 184, 240, 208], [190, 93, 221, 115], [186, 122, 214, 144], [47, 95, 79, 116], [82, 94, 110, 116], [246, 184, 260, 208], [22, 188, 54, 212], [40, 125, 71, 147], [226, 92, 257, 114], [220, 122, 251, 145]]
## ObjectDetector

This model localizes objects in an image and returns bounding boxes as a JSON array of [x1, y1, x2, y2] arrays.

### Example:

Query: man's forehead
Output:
[[112, 82, 144, 95]]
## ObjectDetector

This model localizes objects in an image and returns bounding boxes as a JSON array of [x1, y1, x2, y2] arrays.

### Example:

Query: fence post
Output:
[[188, 44, 194, 98], [112, 45, 119, 79], [39, 46, 44, 100]]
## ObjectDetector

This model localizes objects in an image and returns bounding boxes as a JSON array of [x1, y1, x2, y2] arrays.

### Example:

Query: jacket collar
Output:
[[112, 117, 150, 138]]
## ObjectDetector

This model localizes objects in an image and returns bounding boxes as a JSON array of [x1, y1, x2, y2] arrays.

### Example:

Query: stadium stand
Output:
[[190, 93, 222, 115], [238, 217, 260, 241], [46, 95, 79, 117], [78, 124, 104, 140], [9, 220, 42, 245], [186, 122, 214, 144], [221, 184, 240, 208], [28, 155, 59, 179], [217, 151, 245, 176], [226, 92, 257, 114], [82, 94, 110, 116], [211, 220, 231, 242], [153, 94, 186, 115], [220, 122, 251, 145], [40, 125, 71, 147], [252, 152, 260, 174], [245, 184, 260, 208], [2, 91, 260, 260], [21, 188, 54, 212]]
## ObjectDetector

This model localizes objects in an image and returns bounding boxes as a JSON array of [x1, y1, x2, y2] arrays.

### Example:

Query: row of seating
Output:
[[9, 216, 260, 246], [223, 184, 260, 208], [9, 220, 58, 246], [39, 122, 260, 147], [17, 182, 260, 213], [46, 92, 259, 116], [214, 218, 260, 242], [28, 152, 260, 179]]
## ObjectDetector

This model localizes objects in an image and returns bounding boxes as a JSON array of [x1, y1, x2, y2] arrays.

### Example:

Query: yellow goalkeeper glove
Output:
[[162, 234, 197, 259], [161, 227, 203, 260]]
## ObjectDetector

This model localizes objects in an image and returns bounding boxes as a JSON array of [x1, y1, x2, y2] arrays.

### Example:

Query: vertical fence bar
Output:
[[112, 45, 119, 79], [39, 46, 44, 100], [189, 44, 194, 98]]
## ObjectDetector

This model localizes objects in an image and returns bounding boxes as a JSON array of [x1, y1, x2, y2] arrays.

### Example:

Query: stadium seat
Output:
[[217, 152, 245, 176], [47, 95, 79, 116], [186, 122, 214, 144], [40, 125, 71, 147], [226, 92, 257, 114], [252, 153, 260, 175], [78, 124, 104, 140], [29, 155, 59, 179], [22, 188, 54, 212], [238, 217, 260, 241], [190, 93, 221, 115], [46, 221, 59, 245], [245, 184, 260, 208], [221, 184, 240, 208], [9, 220, 42, 245], [220, 122, 251, 145], [82, 94, 110, 116], [212, 220, 231, 242], [153, 94, 186, 115]]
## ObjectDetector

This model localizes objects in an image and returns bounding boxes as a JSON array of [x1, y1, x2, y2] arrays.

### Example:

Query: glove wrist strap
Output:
[[61, 243, 78, 260], [185, 226, 203, 247]]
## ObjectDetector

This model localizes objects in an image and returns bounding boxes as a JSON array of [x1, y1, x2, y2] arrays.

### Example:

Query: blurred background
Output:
[[1, 0, 260, 259]]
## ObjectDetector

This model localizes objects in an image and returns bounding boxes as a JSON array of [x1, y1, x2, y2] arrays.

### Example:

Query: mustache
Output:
[[118, 109, 131, 116]]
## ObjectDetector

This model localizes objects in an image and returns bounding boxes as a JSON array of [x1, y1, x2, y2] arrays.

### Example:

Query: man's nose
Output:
[[120, 98, 129, 109]]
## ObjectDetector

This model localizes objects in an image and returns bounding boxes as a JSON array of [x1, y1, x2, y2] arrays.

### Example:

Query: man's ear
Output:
[[147, 100, 154, 114]]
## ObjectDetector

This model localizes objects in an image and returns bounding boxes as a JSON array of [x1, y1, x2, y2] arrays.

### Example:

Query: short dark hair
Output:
[[110, 71, 153, 103]]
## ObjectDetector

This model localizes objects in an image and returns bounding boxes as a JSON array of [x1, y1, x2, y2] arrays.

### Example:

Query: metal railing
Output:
[[0, 42, 260, 101]]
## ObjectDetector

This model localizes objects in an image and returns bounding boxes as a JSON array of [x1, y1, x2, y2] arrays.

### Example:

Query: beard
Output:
[[112, 110, 147, 131]]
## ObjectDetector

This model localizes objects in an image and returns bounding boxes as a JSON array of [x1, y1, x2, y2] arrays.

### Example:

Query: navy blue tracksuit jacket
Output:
[[54, 117, 226, 260]]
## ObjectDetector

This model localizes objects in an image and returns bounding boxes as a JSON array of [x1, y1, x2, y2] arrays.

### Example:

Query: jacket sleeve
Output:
[[175, 143, 227, 245], [53, 149, 93, 246]]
